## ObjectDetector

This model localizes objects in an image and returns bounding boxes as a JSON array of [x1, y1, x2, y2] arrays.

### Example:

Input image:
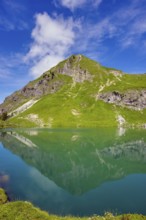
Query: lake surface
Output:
[[0, 127, 146, 216]]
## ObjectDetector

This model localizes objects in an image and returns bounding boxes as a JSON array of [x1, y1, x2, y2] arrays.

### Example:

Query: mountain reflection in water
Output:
[[0, 127, 146, 216]]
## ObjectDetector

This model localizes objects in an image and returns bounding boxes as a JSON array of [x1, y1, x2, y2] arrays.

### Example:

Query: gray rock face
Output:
[[0, 55, 93, 114], [0, 72, 63, 114], [58, 55, 93, 83], [21, 78, 62, 98], [99, 90, 146, 110], [0, 54, 146, 117]]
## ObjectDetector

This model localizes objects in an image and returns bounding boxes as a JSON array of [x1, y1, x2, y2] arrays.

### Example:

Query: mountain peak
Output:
[[0, 55, 146, 128], [68, 54, 83, 59], [55, 54, 94, 83]]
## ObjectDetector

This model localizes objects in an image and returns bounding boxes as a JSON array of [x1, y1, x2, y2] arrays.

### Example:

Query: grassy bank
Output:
[[0, 119, 17, 128], [0, 188, 146, 220]]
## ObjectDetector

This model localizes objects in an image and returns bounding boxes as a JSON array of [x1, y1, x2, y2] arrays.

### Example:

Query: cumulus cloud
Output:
[[24, 1, 146, 78], [29, 55, 64, 78], [24, 12, 79, 78]]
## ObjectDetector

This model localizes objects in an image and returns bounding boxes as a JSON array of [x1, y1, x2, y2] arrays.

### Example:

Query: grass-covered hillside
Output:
[[0, 54, 146, 128]]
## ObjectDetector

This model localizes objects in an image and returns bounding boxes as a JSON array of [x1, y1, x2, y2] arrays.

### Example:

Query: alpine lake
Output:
[[0, 127, 146, 217]]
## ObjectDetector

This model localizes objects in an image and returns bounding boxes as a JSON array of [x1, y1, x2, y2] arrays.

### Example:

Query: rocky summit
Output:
[[0, 54, 146, 128]]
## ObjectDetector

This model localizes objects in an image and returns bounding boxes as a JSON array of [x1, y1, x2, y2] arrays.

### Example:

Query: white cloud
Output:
[[24, 0, 146, 79], [59, 0, 86, 10], [25, 12, 79, 78], [83, 0, 146, 51], [120, 18, 146, 48], [113, 3, 146, 49], [130, 18, 146, 36], [30, 55, 63, 77], [58, 0, 103, 10]]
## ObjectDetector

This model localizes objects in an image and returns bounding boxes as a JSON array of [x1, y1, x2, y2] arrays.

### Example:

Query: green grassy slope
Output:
[[4, 55, 146, 128], [103, 73, 146, 92], [0, 119, 16, 128], [1, 201, 146, 220]]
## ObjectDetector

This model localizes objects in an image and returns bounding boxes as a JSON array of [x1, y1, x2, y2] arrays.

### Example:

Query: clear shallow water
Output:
[[0, 127, 146, 216]]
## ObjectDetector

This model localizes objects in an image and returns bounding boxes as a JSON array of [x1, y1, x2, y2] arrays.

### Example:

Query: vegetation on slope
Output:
[[0, 119, 16, 128], [9, 90, 118, 128], [0, 54, 146, 128], [103, 74, 146, 92]]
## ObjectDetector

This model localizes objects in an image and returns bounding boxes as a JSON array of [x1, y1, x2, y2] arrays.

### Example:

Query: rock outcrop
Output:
[[0, 54, 146, 127], [0, 55, 93, 115], [58, 55, 93, 83], [0, 72, 63, 114], [99, 89, 146, 110]]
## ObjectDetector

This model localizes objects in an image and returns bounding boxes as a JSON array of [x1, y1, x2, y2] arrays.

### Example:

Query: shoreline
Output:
[[0, 188, 146, 220]]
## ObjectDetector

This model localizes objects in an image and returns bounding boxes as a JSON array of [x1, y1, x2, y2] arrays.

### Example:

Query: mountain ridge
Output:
[[0, 54, 146, 128]]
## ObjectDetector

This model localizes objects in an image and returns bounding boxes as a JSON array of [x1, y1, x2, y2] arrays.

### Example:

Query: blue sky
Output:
[[0, 0, 146, 103]]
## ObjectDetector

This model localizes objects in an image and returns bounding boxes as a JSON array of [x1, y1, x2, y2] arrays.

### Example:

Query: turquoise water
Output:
[[0, 127, 146, 216]]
